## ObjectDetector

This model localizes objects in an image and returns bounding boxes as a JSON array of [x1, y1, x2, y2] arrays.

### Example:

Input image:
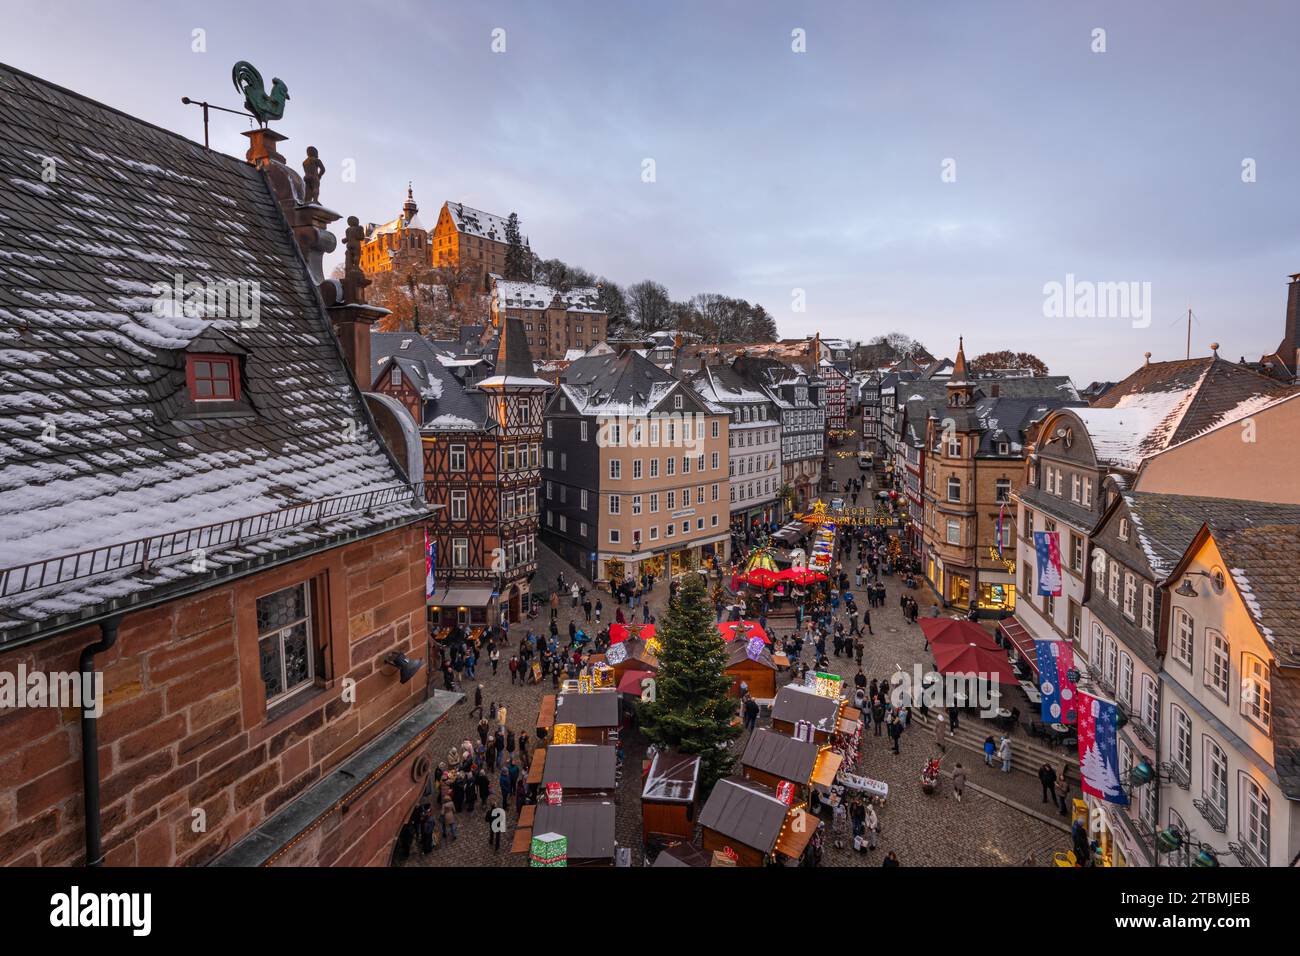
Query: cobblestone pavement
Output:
[[400, 429, 1071, 867]]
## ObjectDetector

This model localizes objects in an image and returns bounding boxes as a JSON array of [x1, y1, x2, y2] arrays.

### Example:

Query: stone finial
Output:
[[302, 146, 324, 205], [1143, 351, 1152, 364]]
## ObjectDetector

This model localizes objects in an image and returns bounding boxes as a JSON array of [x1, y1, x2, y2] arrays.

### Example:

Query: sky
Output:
[[3, 0, 1298, 384]]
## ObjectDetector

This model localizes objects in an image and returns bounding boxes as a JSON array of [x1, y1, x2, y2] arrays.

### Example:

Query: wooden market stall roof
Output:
[[554, 691, 620, 728], [772, 685, 841, 733], [531, 800, 617, 862], [811, 750, 844, 789], [740, 729, 819, 784], [534, 744, 617, 791], [773, 808, 816, 859], [698, 777, 790, 856], [536, 694, 557, 732]]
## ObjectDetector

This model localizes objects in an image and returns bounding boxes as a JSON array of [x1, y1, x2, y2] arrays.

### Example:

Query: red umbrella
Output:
[[742, 568, 780, 588], [920, 618, 1000, 650], [609, 623, 656, 645], [931, 641, 1019, 685], [717, 620, 771, 644], [775, 568, 827, 587]]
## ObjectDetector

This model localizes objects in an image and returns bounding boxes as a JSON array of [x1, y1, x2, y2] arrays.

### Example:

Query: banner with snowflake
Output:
[[1034, 638, 1078, 725], [1033, 531, 1062, 597], [1076, 691, 1128, 805]]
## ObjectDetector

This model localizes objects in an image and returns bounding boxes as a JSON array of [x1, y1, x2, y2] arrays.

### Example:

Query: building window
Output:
[[609, 528, 620, 544], [389, 366, 401, 387], [946, 476, 961, 503], [632, 495, 642, 516], [608, 494, 620, 515], [1141, 675, 1157, 732], [547, 419, 555, 438], [1205, 629, 1229, 701], [1071, 534, 1084, 573], [1119, 652, 1133, 708], [256, 582, 314, 704], [1107, 562, 1119, 604], [945, 519, 960, 545], [187, 354, 239, 402], [712, 514, 719, 526], [648, 525, 658, 540], [1122, 573, 1136, 620], [632, 459, 642, 480], [1141, 583, 1154, 633], [711, 420, 720, 438], [1241, 654, 1271, 731], [452, 537, 469, 569], [1202, 736, 1229, 824], [1104, 638, 1117, 690], [1172, 609, 1193, 670], [1239, 775, 1270, 865], [450, 490, 467, 521], [449, 444, 466, 472], [609, 459, 621, 480], [1118, 518, 1129, 541], [995, 478, 1011, 503], [1171, 706, 1192, 782], [649, 493, 659, 513]]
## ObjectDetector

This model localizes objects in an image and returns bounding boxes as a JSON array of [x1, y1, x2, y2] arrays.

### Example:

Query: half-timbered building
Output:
[[372, 319, 548, 626]]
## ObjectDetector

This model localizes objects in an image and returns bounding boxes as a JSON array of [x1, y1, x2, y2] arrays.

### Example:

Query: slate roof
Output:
[[724, 637, 776, 670], [0, 63, 424, 640], [444, 201, 508, 242], [371, 332, 488, 430], [559, 350, 700, 417], [537, 744, 617, 790], [490, 276, 601, 314], [1119, 493, 1300, 580], [741, 728, 819, 784], [698, 776, 789, 853], [1090, 356, 1294, 456]]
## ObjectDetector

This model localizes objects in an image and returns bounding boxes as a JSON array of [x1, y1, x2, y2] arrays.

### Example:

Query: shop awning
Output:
[[427, 586, 495, 609], [999, 617, 1038, 674], [774, 808, 816, 859], [811, 750, 844, 789]]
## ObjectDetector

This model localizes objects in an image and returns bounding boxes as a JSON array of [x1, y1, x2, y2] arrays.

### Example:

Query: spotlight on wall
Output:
[[1174, 578, 1198, 598], [383, 651, 425, 684]]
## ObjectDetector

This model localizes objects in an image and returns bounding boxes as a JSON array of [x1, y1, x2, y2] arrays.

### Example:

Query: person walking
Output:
[[947, 705, 959, 734], [1038, 763, 1059, 807], [983, 735, 996, 767], [743, 693, 760, 732], [441, 795, 457, 841], [470, 684, 484, 720], [872, 700, 885, 737], [998, 735, 1012, 773], [933, 711, 946, 751], [952, 763, 967, 803], [1056, 763, 1072, 817], [888, 716, 903, 755], [863, 802, 879, 851]]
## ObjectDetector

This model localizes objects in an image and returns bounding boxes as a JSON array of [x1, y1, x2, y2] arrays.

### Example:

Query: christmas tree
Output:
[[638, 574, 741, 791]]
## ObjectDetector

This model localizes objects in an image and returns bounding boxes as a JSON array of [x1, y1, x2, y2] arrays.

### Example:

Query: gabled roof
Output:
[[536, 744, 617, 790], [490, 276, 601, 314], [741, 728, 819, 784], [443, 201, 509, 241], [1089, 357, 1294, 460], [772, 685, 840, 731], [553, 691, 620, 728], [531, 799, 616, 860], [371, 332, 490, 430], [559, 350, 705, 417], [698, 776, 790, 854], [0, 63, 423, 640], [1115, 492, 1300, 581]]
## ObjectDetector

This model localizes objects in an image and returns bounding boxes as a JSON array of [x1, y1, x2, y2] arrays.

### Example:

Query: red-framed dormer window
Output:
[[187, 354, 240, 402]]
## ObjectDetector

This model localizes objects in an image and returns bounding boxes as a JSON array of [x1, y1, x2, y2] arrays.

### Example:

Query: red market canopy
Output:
[[609, 623, 656, 645], [776, 568, 828, 586], [920, 618, 1000, 651], [618, 669, 655, 696], [741, 568, 780, 588], [931, 641, 1019, 685], [717, 620, 771, 645]]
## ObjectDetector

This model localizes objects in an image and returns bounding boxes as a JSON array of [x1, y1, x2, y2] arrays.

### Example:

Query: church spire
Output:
[[947, 335, 973, 407], [402, 182, 418, 223]]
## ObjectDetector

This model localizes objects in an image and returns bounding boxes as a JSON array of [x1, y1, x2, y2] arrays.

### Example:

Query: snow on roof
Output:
[[0, 64, 424, 635], [1073, 388, 1196, 468], [426, 413, 479, 430], [445, 201, 508, 241], [491, 276, 602, 314]]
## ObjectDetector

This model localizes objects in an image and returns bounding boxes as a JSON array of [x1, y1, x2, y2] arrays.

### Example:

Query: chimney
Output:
[[1281, 273, 1300, 375]]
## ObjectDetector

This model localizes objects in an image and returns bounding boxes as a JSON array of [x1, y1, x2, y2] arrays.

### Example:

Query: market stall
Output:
[[641, 748, 702, 845], [724, 637, 778, 700], [698, 776, 819, 867]]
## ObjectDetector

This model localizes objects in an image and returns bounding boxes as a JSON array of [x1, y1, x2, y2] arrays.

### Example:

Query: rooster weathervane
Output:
[[231, 61, 289, 127]]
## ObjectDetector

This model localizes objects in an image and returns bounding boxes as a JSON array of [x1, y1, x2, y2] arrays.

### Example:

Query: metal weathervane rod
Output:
[[180, 97, 255, 149]]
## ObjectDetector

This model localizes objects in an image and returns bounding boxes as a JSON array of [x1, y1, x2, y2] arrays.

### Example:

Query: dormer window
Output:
[[187, 354, 239, 402], [390, 366, 402, 387]]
